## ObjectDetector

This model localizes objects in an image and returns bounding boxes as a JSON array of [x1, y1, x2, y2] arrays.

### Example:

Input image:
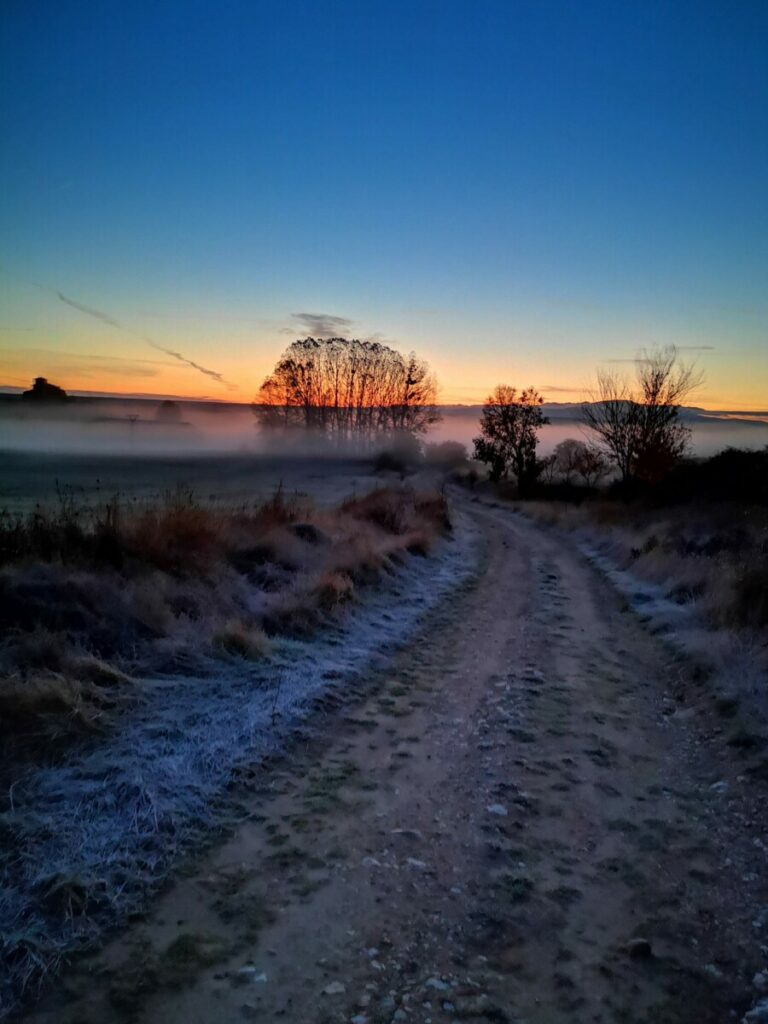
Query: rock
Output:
[[710, 780, 729, 794], [289, 522, 327, 544], [453, 993, 503, 1018], [236, 967, 267, 983], [393, 1012, 407, 1022], [323, 981, 346, 995], [626, 937, 653, 960], [425, 977, 450, 991], [351, 1016, 368, 1024], [754, 972, 768, 993], [486, 804, 508, 817], [743, 998, 768, 1023], [406, 858, 428, 870]]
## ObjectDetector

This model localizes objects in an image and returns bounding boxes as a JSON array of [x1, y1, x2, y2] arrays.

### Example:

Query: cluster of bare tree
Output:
[[472, 347, 702, 492], [254, 337, 439, 445], [582, 346, 703, 483], [544, 438, 609, 488]]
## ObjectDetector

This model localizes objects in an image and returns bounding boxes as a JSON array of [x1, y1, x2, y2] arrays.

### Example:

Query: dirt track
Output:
[[25, 495, 768, 1023]]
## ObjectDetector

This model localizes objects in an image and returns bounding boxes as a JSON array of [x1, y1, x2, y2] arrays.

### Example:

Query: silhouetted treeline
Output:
[[254, 337, 439, 445], [531, 446, 768, 506], [649, 446, 768, 505]]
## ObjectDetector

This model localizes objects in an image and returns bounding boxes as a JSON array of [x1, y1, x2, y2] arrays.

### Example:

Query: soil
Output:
[[21, 494, 768, 1024]]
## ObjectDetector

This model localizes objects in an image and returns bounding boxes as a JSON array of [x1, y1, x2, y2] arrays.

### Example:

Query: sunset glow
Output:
[[1, 2, 766, 411]]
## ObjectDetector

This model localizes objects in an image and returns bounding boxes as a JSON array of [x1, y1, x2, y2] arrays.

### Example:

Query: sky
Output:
[[1, 0, 767, 408]]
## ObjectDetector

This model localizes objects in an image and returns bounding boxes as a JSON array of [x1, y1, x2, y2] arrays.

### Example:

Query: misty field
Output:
[[0, 451, 388, 515]]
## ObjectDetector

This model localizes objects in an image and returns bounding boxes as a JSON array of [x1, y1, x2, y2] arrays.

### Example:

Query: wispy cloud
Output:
[[538, 384, 585, 393], [606, 345, 715, 364], [288, 312, 354, 338], [0, 347, 173, 380]]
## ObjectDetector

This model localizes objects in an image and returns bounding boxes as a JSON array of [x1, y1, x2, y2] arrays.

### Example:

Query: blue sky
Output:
[[1, 0, 767, 405]]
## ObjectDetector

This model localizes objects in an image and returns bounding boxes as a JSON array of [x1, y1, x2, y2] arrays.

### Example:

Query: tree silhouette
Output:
[[21, 377, 68, 402], [473, 385, 548, 493], [253, 337, 439, 445], [582, 346, 702, 484]]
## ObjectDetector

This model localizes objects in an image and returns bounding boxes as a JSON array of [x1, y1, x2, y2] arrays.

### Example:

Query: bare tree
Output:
[[253, 337, 440, 446], [473, 385, 548, 493], [553, 438, 610, 488], [552, 438, 584, 484], [582, 346, 702, 484], [573, 444, 610, 488]]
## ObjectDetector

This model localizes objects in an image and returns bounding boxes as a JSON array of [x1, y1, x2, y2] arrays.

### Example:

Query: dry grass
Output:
[[0, 485, 449, 750], [522, 499, 768, 632], [519, 497, 768, 721]]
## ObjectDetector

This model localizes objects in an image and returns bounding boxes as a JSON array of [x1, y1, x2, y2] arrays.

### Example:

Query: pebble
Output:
[[626, 937, 653, 959], [425, 977, 450, 991], [743, 999, 768, 1023], [236, 967, 267, 983], [486, 803, 508, 817], [323, 981, 346, 995]]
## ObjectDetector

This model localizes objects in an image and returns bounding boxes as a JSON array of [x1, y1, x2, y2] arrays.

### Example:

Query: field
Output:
[[2, 449, 768, 1024]]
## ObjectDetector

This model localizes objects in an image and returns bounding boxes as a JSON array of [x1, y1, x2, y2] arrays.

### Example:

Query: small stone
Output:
[[754, 972, 768, 992], [454, 993, 493, 1016], [626, 937, 653, 959], [351, 1016, 368, 1024], [425, 977, 450, 991], [323, 981, 346, 996], [406, 858, 428, 870], [743, 998, 768, 1023], [393, 1012, 407, 1022], [236, 967, 267, 983], [486, 804, 508, 817]]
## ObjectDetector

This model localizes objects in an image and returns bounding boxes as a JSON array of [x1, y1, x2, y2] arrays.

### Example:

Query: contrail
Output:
[[57, 291, 122, 328], [55, 290, 236, 390], [146, 341, 230, 387]]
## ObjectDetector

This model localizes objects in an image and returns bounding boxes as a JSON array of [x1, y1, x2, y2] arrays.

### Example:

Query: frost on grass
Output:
[[0, 499, 480, 1016]]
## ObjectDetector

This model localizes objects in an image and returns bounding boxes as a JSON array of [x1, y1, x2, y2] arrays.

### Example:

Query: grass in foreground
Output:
[[0, 483, 449, 757]]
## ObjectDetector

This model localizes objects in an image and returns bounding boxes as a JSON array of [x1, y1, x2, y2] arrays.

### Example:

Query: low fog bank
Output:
[[1, 396, 767, 459]]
